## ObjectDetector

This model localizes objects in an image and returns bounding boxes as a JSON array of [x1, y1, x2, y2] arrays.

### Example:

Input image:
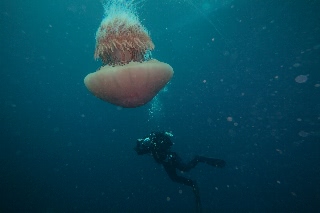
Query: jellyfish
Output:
[[84, 0, 174, 108]]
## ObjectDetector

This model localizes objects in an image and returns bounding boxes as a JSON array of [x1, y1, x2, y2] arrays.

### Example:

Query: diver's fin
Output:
[[197, 156, 226, 168]]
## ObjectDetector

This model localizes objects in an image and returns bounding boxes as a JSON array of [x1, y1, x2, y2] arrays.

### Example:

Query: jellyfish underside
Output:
[[84, 59, 173, 108]]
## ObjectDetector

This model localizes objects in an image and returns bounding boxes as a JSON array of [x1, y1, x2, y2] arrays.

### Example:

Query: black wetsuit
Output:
[[134, 132, 226, 212], [161, 152, 225, 186]]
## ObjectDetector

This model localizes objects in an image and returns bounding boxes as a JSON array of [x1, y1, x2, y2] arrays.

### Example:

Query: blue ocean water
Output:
[[1, 0, 319, 212]]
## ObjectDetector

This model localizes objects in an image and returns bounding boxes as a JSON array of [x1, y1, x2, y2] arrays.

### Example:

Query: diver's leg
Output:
[[172, 153, 200, 172], [173, 153, 225, 172], [163, 163, 202, 212], [192, 181, 202, 213], [167, 152, 225, 172], [163, 163, 194, 186], [196, 156, 226, 168]]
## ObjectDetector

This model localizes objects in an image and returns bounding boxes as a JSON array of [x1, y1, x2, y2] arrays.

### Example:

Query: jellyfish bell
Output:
[[84, 0, 173, 108], [84, 60, 173, 108]]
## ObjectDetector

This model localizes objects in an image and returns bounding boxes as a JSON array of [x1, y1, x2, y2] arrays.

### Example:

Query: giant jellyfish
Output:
[[84, 0, 174, 108]]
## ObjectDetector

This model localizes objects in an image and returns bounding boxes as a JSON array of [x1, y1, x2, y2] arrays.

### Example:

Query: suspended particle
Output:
[[295, 75, 308, 83], [298, 130, 309, 137]]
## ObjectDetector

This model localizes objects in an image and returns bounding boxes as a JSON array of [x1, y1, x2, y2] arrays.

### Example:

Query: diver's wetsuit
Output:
[[162, 152, 225, 186], [134, 132, 226, 212]]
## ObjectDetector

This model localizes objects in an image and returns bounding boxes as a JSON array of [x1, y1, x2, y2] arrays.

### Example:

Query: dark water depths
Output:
[[1, 0, 319, 212]]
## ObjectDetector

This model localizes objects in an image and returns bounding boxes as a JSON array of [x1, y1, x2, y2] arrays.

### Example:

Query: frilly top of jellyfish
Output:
[[94, 1, 154, 65]]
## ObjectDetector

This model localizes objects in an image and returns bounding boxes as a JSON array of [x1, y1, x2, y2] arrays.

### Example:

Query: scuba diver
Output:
[[134, 131, 226, 212]]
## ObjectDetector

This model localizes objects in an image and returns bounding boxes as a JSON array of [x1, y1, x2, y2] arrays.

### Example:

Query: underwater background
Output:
[[1, 0, 319, 212]]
